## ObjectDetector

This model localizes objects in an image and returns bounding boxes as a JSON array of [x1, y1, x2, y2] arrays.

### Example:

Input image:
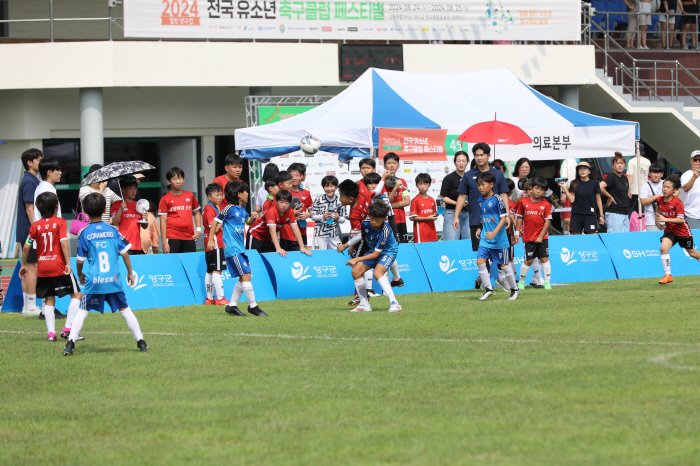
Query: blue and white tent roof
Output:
[[235, 68, 638, 161]]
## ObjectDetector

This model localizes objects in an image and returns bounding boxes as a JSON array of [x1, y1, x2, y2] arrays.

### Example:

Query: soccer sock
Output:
[[377, 276, 397, 303], [230, 281, 244, 306], [661, 254, 671, 275], [504, 266, 517, 290], [69, 309, 89, 343], [205, 273, 214, 300], [478, 263, 492, 290], [211, 273, 224, 300], [364, 269, 373, 291], [510, 261, 517, 277], [532, 258, 542, 281], [354, 278, 369, 307], [520, 263, 531, 282], [120, 307, 144, 341], [64, 298, 80, 331], [390, 261, 401, 281], [27, 294, 36, 309], [23, 292, 27, 308], [542, 261, 552, 283], [497, 267, 506, 281], [44, 305, 55, 335], [242, 282, 257, 308]]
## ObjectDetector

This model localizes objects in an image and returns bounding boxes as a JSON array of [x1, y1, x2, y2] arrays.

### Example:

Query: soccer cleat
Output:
[[248, 305, 268, 317], [350, 305, 372, 312], [479, 288, 495, 301], [61, 330, 85, 341], [225, 305, 246, 316], [54, 309, 66, 320], [204, 298, 215, 305], [21, 307, 42, 317], [543, 281, 552, 290], [47, 332, 58, 342], [508, 288, 521, 301], [348, 297, 361, 306], [367, 290, 381, 298], [391, 278, 405, 287], [214, 298, 230, 306], [495, 277, 509, 291], [63, 340, 75, 356], [517, 281, 526, 291], [389, 301, 403, 312], [137, 340, 148, 352], [530, 280, 543, 289], [474, 277, 482, 290], [658, 274, 673, 284]]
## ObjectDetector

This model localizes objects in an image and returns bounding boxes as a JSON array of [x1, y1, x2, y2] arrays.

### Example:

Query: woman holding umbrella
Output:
[[78, 164, 122, 224]]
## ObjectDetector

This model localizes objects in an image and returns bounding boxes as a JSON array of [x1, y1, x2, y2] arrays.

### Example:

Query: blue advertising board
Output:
[[546, 234, 617, 283], [370, 243, 433, 296], [178, 251, 276, 304], [414, 241, 480, 292], [1, 260, 25, 312]]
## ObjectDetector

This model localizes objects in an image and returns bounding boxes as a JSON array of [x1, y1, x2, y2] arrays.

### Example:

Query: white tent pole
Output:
[[636, 141, 644, 231]]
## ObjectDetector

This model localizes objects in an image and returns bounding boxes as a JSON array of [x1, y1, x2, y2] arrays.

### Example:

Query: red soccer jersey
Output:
[[349, 190, 372, 233], [249, 204, 297, 242], [202, 203, 224, 248], [27, 217, 68, 277], [115, 200, 143, 251], [514, 197, 552, 243], [409, 195, 438, 243], [158, 191, 201, 241], [281, 188, 314, 241], [213, 175, 243, 209], [658, 196, 692, 237], [392, 178, 409, 224]]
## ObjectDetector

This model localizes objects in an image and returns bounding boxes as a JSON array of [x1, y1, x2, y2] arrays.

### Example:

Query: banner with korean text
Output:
[[124, 0, 581, 41], [378, 128, 449, 161]]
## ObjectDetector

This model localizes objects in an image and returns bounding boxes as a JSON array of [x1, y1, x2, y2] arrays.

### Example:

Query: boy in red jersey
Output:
[[409, 173, 438, 243], [247, 190, 312, 257], [656, 175, 700, 284], [212, 154, 244, 209], [514, 177, 553, 290], [287, 163, 313, 247], [19, 192, 82, 342], [112, 176, 144, 255], [202, 183, 229, 305], [384, 153, 411, 243], [159, 167, 202, 254]]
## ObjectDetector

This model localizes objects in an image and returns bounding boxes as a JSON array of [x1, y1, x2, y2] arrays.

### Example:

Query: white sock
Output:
[[504, 266, 517, 289], [27, 294, 36, 309], [205, 273, 214, 299], [542, 261, 552, 283], [377, 276, 397, 302], [64, 298, 80, 330], [23, 292, 27, 308], [478, 263, 492, 290], [230, 281, 244, 305], [364, 269, 373, 291], [44, 304, 55, 335], [69, 309, 89, 343], [390, 261, 401, 281], [520, 264, 531, 282], [510, 261, 516, 277], [661, 254, 671, 275], [120, 307, 144, 341], [242, 282, 257, 308], [354, 278, 369, 307], [532, 258, 542, 281], [211, 273, 224, 300]]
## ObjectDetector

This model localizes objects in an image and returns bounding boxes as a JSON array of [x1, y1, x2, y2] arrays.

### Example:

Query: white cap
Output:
[[691, 150, 700, 159]]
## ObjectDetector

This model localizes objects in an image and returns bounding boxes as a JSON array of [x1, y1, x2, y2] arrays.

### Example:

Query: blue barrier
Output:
[[414, 241, 480, 292], [546, 235, 618, 283], [178, 250, 276, 304], [370, 243, 433, 296], [1, 259, 25, 312]]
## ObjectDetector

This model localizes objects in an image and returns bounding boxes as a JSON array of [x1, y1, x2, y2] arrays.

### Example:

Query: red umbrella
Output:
[[457, 113, 532, 146]]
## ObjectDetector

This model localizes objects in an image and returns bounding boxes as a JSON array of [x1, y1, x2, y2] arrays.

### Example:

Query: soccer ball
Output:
[[300, 135, 321, 155]]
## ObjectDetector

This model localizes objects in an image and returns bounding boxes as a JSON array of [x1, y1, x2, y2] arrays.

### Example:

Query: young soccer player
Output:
[[159, 167, 202, 254], [338, 199, 402, 313], [288, 163, 313, 247], [247, 190, 312, 257], [112, 176, 144, 255], [202, 183, 228, 305], [656, 175, 700, 284], [19, 192, 82, 341], [210, 181, 266, 316], [274, 171, 303, 251], [213, 153, 244, 209], [357, 158, 376, 198], [409, 173, 438, 243], [514, 177, 553, 290], [383, 153, 411, 243], [63, 193, 147, 355], [262, 179, 280, 212], [510, 179, 544, 288], [475, 172, 520, 301], [311, 175, 346, 249]]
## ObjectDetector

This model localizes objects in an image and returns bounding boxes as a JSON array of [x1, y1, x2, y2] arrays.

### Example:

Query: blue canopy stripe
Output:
[[242, 146, 370, 163]]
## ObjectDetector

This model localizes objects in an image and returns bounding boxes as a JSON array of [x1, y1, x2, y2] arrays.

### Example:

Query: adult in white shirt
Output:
[[626, 153, 651, 215], [510, 157, 532, 200], [639, 163, 665, 231], [78, 164, 122, 224], [255, 163, 279, 213], [680, 150, 700, 229], [33, 158, 63, 223]]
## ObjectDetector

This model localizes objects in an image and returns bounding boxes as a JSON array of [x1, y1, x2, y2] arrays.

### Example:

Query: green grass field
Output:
[[2, 277, 700, 466]]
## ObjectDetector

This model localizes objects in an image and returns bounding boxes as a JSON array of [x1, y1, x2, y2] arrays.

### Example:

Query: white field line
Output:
[[648, 350, 700, 370]]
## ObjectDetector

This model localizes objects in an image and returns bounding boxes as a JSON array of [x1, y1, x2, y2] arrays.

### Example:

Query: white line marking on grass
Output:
[[1, 330, 698, 347], [648, 350, 700, 370]]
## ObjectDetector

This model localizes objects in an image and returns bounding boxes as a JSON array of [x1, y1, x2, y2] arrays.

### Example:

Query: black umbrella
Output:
[[80, 161, 155, 187]]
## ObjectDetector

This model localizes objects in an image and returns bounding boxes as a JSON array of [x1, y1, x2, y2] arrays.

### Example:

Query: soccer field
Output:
[[2, 278, 700, 466]]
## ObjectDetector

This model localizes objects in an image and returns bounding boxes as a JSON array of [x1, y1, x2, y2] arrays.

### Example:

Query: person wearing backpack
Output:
[[640, 163, 665, 231]]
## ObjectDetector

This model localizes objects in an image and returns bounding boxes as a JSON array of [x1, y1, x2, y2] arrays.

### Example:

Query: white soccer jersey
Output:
[[311, 194, 346, 238]]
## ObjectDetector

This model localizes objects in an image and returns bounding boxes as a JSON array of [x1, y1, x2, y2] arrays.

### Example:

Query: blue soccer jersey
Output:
[[215, 204, 249, 258], [361, 220, 399, 258], [478, 194, 510, 250], [77, 222, 130, 295]]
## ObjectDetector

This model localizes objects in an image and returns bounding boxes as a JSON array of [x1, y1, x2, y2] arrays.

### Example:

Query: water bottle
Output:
[[326, 207, 336, 225], [437, 196, 445, 216]]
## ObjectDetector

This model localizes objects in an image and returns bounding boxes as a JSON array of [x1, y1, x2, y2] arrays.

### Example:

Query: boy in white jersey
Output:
[[311, 175, 346, 249], [63, 193, 148, 355]]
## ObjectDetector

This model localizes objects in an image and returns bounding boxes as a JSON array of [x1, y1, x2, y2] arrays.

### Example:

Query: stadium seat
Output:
[[591, 0, 613, 33]]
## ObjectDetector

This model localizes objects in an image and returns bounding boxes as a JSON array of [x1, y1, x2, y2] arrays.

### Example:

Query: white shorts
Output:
[[659, 9, 675, 22], [312, 236, 341, 250]]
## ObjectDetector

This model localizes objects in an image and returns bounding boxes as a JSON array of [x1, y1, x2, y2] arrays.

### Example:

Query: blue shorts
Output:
[[82, 291, 128, 314], [362, 253, 396, 270], [477, 245, 510, 265], [225, 254, 252, 278]]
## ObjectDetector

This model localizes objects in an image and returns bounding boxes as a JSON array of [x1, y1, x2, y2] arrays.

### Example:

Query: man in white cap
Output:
[[680, 150, 700, 229]]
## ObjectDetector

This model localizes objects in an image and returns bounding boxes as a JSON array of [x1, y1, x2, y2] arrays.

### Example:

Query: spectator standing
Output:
[[112, 177, 144, 255], [559, 161, 605, 235], [680, 150, 700, 229], [409, 173, 438, 243], [78, 164, 122, 224], [383, 153, 411, 243], [213, 154, 244, 210], [159, 167, 202, 254], [600, 153, 632, 233], [288, 163, 313, 247], [626, 154, 651, 216], [680, 0, 699, 49], [310, 175, 346, 250], [640, 163, 665, 231], [637, 0, 653, 48], [625, 0, 640, 49], [660, 0, 684, 49], [255, 163, 279, 213], [510, 157, 533, 199], [441, 151, 470, 241], [16, 149, 42, 316]]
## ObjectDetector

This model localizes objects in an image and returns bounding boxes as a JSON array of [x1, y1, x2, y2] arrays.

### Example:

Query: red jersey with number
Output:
[[349, 190, 372, 233], [658, 196, 692, 237], [409, 195, 438, 243], [249, 204, 297, 242], [115, 200, 142, 251], [281, 188, 313, 241], [213, 175, 243, 209], [27, 217, 67, 277], [158, 191, 201, 240], [393, 178, 409, 223], [513, 197, 552, 242], [202, 203, 224, 248]]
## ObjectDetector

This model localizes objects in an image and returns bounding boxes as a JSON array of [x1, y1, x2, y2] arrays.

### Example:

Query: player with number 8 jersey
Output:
[[77, 223, 131, 295]]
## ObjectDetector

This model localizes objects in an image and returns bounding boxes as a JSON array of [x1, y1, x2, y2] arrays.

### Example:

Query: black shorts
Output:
[[470, 225, 481, 251], [569, 213, 598, 233], [387, 216, 400, 243], [508, 234, 515, 260], [127, 249, 144, 256], [205, 247, 227, 273], [682, 13, 698, 25], [524, 239, 550, 260], [395, 221, 409, 244], [20, 243, 38, 264], [249, 236, 275, 254], [167, 239, 196, 254], [36, 273, 80, 299], [280, 238, 300, 252], [661, 231, 694, 249]]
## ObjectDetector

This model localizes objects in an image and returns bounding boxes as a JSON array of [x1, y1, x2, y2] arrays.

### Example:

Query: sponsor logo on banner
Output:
[[378, 128, 449, 161], [560, 248, 599, 265], [348, 27, 358, 31], [623, 248, 660, 259], [279, 24, 285, 33], [439, 255, 457, 275], [131, 270, 149, 291], [560, 248, 577, 266], [291, 262, 311, 282], [322, 26, 332, 32]]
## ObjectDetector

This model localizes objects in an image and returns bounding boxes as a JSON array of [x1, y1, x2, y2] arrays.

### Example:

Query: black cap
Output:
[[84, 164, 102, 178]]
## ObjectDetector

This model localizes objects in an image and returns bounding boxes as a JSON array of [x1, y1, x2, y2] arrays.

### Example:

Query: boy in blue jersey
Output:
[[475, 172, 520, 301], [210, 181, 266, 317], [63, 193, 148, 355], [337, 200, 402, 313]]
